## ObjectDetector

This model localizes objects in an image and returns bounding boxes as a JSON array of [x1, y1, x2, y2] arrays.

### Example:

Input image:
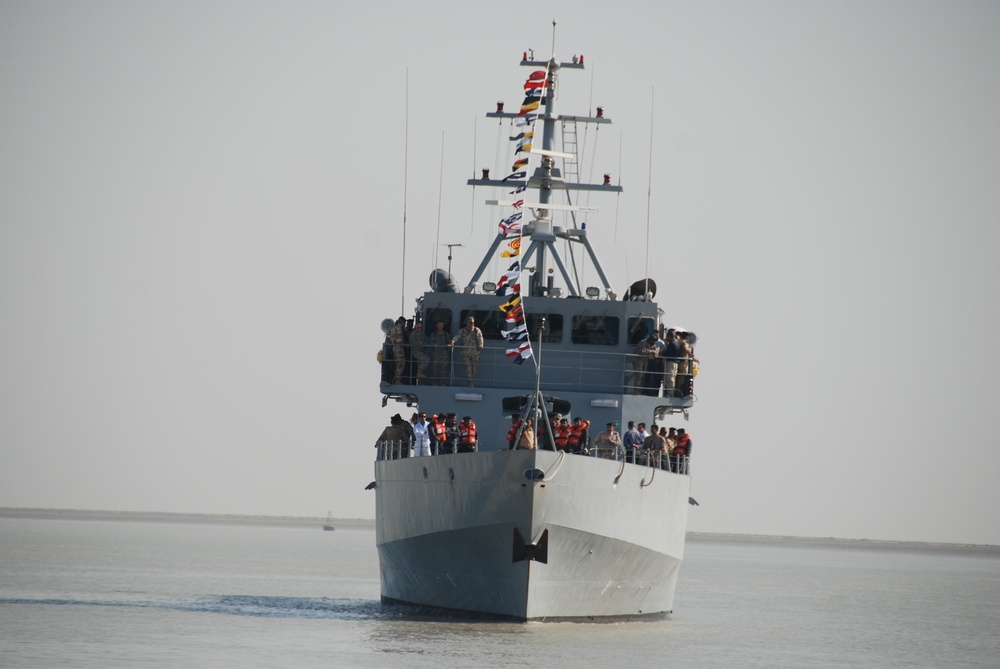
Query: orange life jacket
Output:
[[459, 422, 478, 444], [431, 419, 447, 442], [674, 434, 690, 456], [506, 420, 522, 443], [568, 423, 586, 447], [554, 424, 570, 447]]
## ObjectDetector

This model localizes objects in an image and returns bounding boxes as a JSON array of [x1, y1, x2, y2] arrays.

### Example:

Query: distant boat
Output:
[[323, 511, 335, 531]]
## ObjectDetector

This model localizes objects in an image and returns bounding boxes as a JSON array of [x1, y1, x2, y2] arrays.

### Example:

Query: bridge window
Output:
[[627, 316, 657, 345], [571, 315, 619, 346], [424, 308, 453, 333], [460, 309, 507, 341]]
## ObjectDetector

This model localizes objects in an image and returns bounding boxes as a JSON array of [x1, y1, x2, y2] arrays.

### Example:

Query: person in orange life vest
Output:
[[506, 413, 522, 450], [538, 413, 560, 451], [672, 427, 692, 473], [429, 413, 448, 455], [554, 418, 571, 451], [458, 416, 478, 453], [567, 416, 590, 455]]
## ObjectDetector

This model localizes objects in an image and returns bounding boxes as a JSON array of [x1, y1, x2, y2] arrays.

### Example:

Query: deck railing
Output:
[[374, 439, 690, 473], [381, 344, 697, 398]]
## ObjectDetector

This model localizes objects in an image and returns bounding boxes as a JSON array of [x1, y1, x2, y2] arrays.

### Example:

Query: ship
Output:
[[323, 511, 335, 531], [372, 45, 698, 621]]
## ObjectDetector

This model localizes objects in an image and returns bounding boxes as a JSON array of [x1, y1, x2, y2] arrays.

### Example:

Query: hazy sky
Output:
[[2, 1, 998, 545]]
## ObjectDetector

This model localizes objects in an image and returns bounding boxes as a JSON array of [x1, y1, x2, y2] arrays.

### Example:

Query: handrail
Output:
[[381, 343, 698, 400], [374, 438, 690, 475]]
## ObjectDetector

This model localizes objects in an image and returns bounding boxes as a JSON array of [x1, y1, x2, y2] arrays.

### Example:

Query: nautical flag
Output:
[[505, 305, 524, 323], [514, 115, 537, 127], [505, 342, 531, 359], [504, 322, 529, 340], [523, 79, 547, 90], [515, 141, 532, 154], [527, 70, 546, 81], [519, 100, 540, 114], [512, 346, 533, 364], [500, 211, 523, 226], [501, 238, 522, 258], [499, 220, 522, 235], [512, 158, 528, 170], [509, 185, 525, 195], [510, 130, 534, 142], [502, 171, 526, 182], [499, 294, 521, 313], [512, 199, 523, 209]]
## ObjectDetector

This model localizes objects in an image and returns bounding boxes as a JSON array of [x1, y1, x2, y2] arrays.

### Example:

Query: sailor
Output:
[[376, 413, 411, 459], [408, 321, 429, 384], [458, 416, 478, 453], [592, 422, 622, 457], [412, 412, 432, 457], [449, 316, 484, 387], [661, 329, 680, 397], [429, 320, 451, 385], [622, 421, 642, 454], [388, 317, 407, 384], [630, 335, 657, 395]]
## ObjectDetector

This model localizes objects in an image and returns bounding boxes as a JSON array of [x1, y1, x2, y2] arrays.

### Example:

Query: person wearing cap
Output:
[[448, 316, 484, 386], [592, 421, 622, 457], [388, 316, 407, 384], [412, 412, 432, 457]]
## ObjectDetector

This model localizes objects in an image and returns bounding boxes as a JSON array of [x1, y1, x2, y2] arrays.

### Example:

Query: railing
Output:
[[374, 439, 689, 473], [381, 344, 697, 399]]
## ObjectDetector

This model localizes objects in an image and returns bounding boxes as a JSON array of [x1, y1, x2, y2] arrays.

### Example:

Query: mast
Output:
[[465, 53, 622, 300]]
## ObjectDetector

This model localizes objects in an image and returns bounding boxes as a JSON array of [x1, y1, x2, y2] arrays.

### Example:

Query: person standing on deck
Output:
[[661, 329, 681, 397], [622, 421, 642, 455], [458, 416, 478, 453], [388, 317, 407, 384], [429, 320, 451, 385], [408, 321, 429, 385], [449, 316, 484, 387], [412, 412, 432, 457], [592, 422, 622, 456]]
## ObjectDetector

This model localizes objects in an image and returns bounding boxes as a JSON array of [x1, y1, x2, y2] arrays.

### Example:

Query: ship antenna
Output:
[[643, 87, 654, 298], [434, 131, 445, 271], [400, 68, 410, 315]]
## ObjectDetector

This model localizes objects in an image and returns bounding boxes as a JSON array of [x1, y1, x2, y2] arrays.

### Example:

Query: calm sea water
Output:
[[2, 514, 998, 668]]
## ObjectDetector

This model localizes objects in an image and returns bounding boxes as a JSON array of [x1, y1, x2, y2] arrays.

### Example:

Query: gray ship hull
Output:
[[375, 449, 690, 621]]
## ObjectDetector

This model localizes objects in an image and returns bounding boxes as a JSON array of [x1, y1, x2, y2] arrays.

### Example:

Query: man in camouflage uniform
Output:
[[388, 317, 407, 384], [428, 320, 450, 385], [449, 316, 484, 387], [408, 321, 429, 384]]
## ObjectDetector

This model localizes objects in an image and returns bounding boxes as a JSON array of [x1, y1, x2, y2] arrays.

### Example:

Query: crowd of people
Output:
[[384, 317, 484, 387], [375, 411, 692, 472], [629, 328, 698, 397], [375, 411, 480, 457]]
